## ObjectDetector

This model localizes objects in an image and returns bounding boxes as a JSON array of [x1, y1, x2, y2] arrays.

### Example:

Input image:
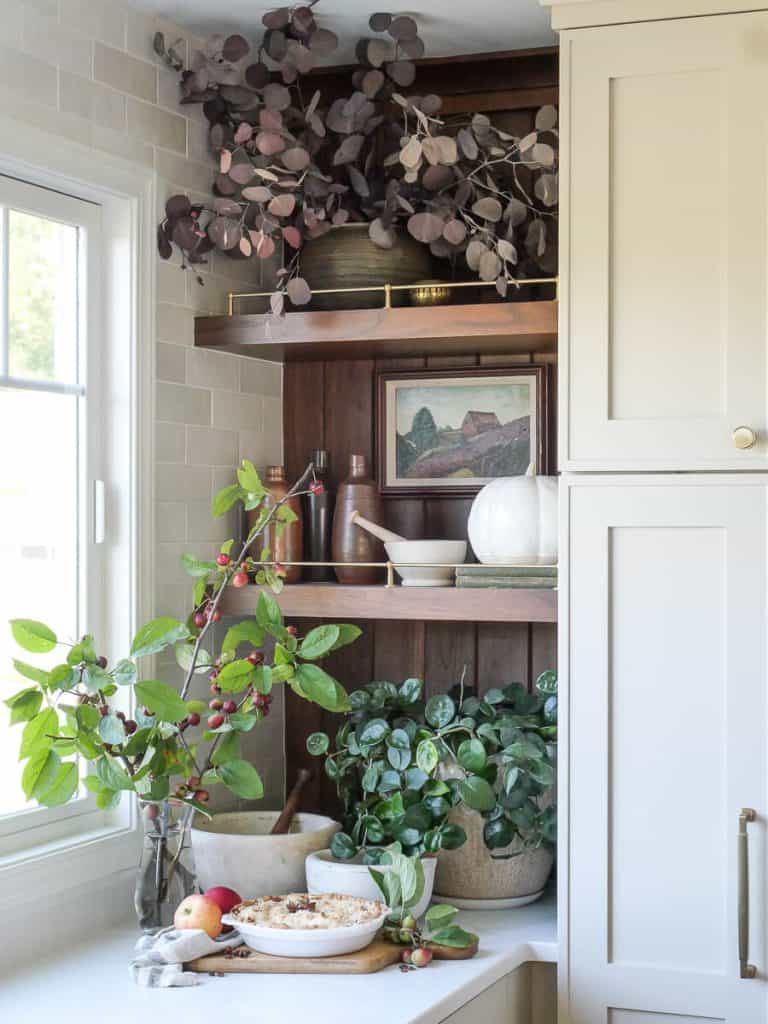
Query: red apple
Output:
[[204, 885, 242, 916], [173, 894, 222, 938]]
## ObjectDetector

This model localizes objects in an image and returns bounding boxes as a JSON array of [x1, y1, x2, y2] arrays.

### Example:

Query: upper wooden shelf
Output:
[[219, 582, 557, 624], [194, 300, 557, 363]]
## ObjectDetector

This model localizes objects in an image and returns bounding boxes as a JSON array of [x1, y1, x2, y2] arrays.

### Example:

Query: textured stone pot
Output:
[[433, 803, 554, 902], [191, 811, 339, 898], [299, 224, 434, 310]]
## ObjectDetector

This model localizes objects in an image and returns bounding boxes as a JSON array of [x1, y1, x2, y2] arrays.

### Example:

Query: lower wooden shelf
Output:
[[219, 582, 557, 624]]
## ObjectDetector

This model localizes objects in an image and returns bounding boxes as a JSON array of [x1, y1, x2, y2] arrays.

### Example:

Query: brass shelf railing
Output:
[[256, 559, 558, 589], [226, 276, 559, 315]]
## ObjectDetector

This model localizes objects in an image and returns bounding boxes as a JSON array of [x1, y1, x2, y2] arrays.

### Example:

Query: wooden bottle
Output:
[[331, 454, 385, 584], [249, 465, 303, 584]]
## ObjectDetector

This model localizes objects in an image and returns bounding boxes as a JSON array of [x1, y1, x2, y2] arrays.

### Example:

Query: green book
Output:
[[456, 564, 558, 578], [456, 577, 557, 589]]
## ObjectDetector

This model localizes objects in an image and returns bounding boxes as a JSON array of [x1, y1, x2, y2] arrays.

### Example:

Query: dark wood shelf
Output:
[[220, 582, 557, 624], [194, 300, 557, 363]]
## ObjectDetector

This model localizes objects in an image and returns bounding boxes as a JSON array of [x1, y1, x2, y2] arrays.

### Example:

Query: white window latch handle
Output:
[[93, 479, 106, 544]]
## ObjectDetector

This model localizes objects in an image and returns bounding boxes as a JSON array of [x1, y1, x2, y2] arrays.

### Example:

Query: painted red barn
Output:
[[461, 410, 501, 438]]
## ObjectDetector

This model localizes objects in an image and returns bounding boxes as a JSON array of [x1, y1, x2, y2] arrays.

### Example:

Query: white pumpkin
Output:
[[468, 464, 558, 565]]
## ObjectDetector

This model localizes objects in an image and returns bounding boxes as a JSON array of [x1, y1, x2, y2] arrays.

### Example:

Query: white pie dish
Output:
[[221, 905, 390, 958]]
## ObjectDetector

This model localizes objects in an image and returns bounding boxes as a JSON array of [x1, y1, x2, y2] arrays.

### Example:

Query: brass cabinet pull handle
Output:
[[738, 808, 758, 979]]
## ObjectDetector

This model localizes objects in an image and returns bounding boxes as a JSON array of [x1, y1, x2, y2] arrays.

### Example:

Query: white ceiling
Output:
[[129, 2, 556, 63]]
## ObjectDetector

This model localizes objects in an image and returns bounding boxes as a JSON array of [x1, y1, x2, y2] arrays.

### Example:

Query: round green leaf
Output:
[[111, 658, 137, 687], [362, 763, 381, 792], [439, 823, 467, 850], [306, 731, 329, 756], [398, 677, 423, 703], [219, 759, 264, 799], [484, 816, 514, 849], [458, 774, 497, 813], [38, 762, 79, 807], [457, 738, 487, 774], [359, 717, 390, 745], [298, 624, 340, 660], [134, 680, 189, 723], [11, 619, 57, 654], [387, 746, 410, 771], [416, 738, 438, 774], [330, 831, 358, 860], [425, 694, 455, 729]]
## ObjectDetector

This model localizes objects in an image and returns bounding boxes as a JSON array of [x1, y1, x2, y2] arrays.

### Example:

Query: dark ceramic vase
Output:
[[249, 465, 303, 584], [331, 454, 385, 584], [303, 449, 334, 582]]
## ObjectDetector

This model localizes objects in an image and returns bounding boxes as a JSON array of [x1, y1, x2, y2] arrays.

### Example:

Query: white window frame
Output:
[[0, 116, 155, 910]]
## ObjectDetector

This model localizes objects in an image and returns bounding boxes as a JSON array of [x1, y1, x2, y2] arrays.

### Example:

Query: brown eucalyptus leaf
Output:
[[220, 149, 232, 174], [287, 276, 311, 306], [418, 93, 441, 116], [306, 89, 321, 121], [400, 36, 425, 60], [535, 173, 558, 207], [458, 127, 478, 161], [291, 6, 316, 36], [260, 108, 283, 132], [307, 221, 332, 239], [242, 186, 272, 203], [171, 216, 198, 250], [367, 38, 391, 68], [263, 82, 291, 111], [268, 194, 296, 218], [519, 131, 537, 153], [455, 180, 472, 207], [466, 239, 487, 271], [219, 85, 259, 108], [443, 219, 467, 246], [282, 225, 302, 248], [535, 105, 558, 131], [421, 137, 440, 167], [388, 15, 418, 40], [369, 12, 392, 31], [270, 291, 284, 316], [256, 132, 286, 156], [239, 236, 252, 257], [347, 165, 370, 198], [281, 62, 298, 85], [396, 194, 415, 214], [234, 122, 253, 145], [496, 275, 508, 298], [472, 196, 502, 222], [257, 233, 276, 259], [404, 167, 419, 184], [422, 164, 453, 191], [265, 29, 287, 62], [282, 147, 310, 172], [245, 62, 270, 89], [229, 163, 255, 185], [157, 225, 172, 260], [497, 238, 517, 263], [309, 113, 326, 137], [263, 7, 290, 29], [532, 142, 555, 167], [213, 198, 242, 217], [310, 28, 339, 55], [369, 217, 395, 249], [165, 195, 191, 220], [387, 61, 415, 88], [343, 91, 368, 117], [210, 124, 225, 150], [362, 69, 385, 98], [435, 136, 458, 165], [505, 197, 527, 227], [407, 212, 444, 244], [278, 178, 299, 189], [399, 135, 422, 170], [430, 237, 454, 259], [254, 167, 280, 182], [478, 249, 501, 282], [208, 216, 241, 250], [526, 219, 547, 259], [287, 40, 314, 74], [472, 113, 491, 136], [204, 34, 225, 60], [333, 133, 364, 166], [332, 209, 349, 226], [391, 92, 409, 108], [222, 34, 249, 62], [214, 173, 237, 196], [326, 98, 353, 134]]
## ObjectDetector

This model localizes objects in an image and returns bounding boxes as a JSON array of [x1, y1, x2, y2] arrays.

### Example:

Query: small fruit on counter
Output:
[[401, 948, 413, 964], [402, 914, 417, 931], [410, 947, 433, 968], [173, 894, 223, 938], [203, 885, 242, 916]]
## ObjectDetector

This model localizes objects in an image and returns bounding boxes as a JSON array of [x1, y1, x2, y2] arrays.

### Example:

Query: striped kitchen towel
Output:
[[131, 926, 243, 987]]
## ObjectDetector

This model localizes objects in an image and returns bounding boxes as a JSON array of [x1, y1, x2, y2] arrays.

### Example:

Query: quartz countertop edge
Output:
[[0, 893, 556, 1024]]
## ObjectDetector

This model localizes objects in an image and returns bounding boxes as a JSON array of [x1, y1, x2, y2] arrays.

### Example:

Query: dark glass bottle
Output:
[[304, 449, 334, 582]]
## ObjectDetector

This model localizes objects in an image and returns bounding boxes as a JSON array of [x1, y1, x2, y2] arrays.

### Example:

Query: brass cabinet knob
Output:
[[733, 426, 757, 450]]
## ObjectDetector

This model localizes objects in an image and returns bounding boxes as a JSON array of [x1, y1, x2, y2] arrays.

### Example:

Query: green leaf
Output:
[[227, 712, 258, 732], [37, 762, 79, 808], [76, 703, 100, 731], [217, 659, 257, 693], [330, 832, 358, 860], [22, 748, 61, 800], [212, 482, 243, 518], [457, 738, 487, 774], [459, 775, 497, 813], [299, 625, 340, 661], [387, 746, 410, 771], [112, 658, 137, 687], [253, 664, 273, 693], [130, 618, 190, 658], [82, 665, 111, 693], [362, 763, 381, 792], [306, 732, 329, 756], [398, 677, 423, 703], [330, 624, 362, 651], [19, 708, 58, 759], [181, 553, 217, 578], [98, 713, 126, 745], [416, 739, 439, 774], [359, 718, 390, 746], [405, 767, 428, 791], [10, 619, 57, 654], [5, 688, 42, 725], [175, 644, 210, 675], [222, 620, 265, 654], [425, 903, 458, 930], [528, 759, 555, 787], [134, 680, 189, 723], [211, 731, 240, 765], [440, 823, 467, 850], [96, 755, 133, 791], [294, 663, 350, 712], [535, 670, 558, 695], [425, 694, 456, 729], [219, 759, 264, 799], [95, 787, 121, 810], [429, 925, 478, 949], [256, 591, 283, 631], [12, 659, 50, 687], [237, 459, 265, 495], [484, 817, 514, 849]]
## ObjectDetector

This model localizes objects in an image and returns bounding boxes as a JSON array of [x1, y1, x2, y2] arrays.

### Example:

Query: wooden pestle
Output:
[[350, 509, 406, 544], [270, 769, 312, 835]]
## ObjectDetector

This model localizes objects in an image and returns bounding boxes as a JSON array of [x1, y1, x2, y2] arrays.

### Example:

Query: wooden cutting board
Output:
[[186, 938, 402, 975]]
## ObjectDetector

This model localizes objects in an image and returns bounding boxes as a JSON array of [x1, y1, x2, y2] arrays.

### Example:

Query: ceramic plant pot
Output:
[[305, 849, 438, 920], [191, 811, 339, 898]]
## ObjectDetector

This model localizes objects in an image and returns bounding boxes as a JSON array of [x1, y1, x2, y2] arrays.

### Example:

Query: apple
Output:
[[204, 885, 241, 916], [173, 894, 222, 938]]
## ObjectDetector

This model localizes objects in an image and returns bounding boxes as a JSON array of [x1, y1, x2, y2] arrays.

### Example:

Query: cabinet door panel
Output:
[[563, 14, 768, 468], [564, 477, 767, 1022]]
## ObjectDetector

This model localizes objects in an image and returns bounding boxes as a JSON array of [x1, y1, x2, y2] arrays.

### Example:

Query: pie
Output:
[[231, 893, 385, 930]]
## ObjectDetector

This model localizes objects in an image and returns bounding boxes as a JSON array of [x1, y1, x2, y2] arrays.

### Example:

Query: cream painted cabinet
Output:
[[559, 10, 768, 469], [563, 476, 767, 1022]]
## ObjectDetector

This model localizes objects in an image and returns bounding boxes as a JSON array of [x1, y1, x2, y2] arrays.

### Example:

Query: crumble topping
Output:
[[231, 893, 385, 930]]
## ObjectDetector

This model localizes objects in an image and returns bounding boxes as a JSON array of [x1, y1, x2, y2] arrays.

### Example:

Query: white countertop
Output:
[[1, 893, 556, 1024]]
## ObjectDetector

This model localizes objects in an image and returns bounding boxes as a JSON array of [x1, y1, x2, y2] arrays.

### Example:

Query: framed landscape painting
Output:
[[376, 365, 551, 496]]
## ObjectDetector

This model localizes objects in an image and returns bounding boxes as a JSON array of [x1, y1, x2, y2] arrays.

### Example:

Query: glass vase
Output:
[[134, 801, 196, 933]]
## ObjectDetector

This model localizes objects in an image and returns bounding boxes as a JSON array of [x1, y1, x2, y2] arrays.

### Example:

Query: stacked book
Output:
[[455, 564, 558, 589]]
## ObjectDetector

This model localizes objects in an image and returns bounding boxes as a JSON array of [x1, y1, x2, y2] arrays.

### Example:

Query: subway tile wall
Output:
[[0, 0, 286, 809]]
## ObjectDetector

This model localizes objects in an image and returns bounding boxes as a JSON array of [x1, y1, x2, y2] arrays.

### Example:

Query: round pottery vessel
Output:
[[306, 849, 437, 920], [433, 804, 553, 902], [222, 907, 390, 958], [191, 812, 339, 897], [384, 540, 467, 587], [468, 470, 558, 565]]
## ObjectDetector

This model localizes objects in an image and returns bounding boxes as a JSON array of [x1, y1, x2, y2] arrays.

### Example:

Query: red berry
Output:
[[145, 803, 159, 821], [96, 655, 108, 669], [232, 571, 248, 588], [212, 609, 221, 623], [188, 712, 201, 726], [194, 611, 206, 629], [254, 693, 266, 708], [209, 668, 220, 680], [222, 700, 237, 714], [124, 719, 137, 735], [116, 711, 126, 722], [210, 682, 222, 694], [247, 650, 264, 666], [209, 698, 223, 711], [274, 562, 286, 576], [261, 704, 270, 717], [194, 789, 210, 803], [309, 480, 324, 496], [286, 625, 297, 637], [143, 707, 154, 717], [99, 705, 109, 717], [410, 947, 433, 968], [208, 713, 224, 729], [216, 553, 231, 566]]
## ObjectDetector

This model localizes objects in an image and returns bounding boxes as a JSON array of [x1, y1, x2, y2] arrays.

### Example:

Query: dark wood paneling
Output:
[[477, 622, 531, 693], [373, 621, 425, 682], [531, 623, 558, 687], [283, 361, 324, 481], [424, 622, 477, 698], [323, 358, 375, 491]]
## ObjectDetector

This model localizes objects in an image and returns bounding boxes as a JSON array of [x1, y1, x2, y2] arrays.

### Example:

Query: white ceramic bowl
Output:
[[305, 849, 437, 920], [191, 812, 340, 898], [221, 906, 389, 958], [384, 540, 467, 587]]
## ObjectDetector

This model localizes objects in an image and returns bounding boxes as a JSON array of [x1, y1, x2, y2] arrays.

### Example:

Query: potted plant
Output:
[[155, 4, 558, 312], [4, 460, 357, 930], [304, 677, 464, 917]]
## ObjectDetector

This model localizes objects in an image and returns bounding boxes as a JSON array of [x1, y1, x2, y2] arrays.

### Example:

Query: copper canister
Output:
[[249, 465, 303, 584]]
